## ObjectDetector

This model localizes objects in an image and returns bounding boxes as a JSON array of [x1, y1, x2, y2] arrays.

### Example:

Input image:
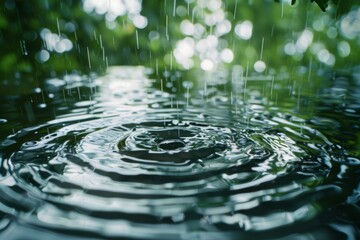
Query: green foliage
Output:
[[311, 0, 330, 11], [275, 0, 359, 13], [275, 0, 329, 11], [0, 0, 359, 93]]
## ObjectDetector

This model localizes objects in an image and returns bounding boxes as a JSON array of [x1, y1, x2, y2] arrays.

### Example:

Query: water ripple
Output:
[[0, 67, 358, 239]]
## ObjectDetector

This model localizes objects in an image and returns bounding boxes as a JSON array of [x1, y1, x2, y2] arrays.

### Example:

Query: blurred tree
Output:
[[0, 0, 359, 93]]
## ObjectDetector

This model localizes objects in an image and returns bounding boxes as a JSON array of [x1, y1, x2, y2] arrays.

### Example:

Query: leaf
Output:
[[275, 0, 329, 12], [311, 0, 329, 12]]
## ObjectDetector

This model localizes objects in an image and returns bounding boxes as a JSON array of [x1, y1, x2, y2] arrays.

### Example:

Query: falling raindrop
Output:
[[307, 57, 313, 82], [234, 0, 238, 19], [136, 30, 139, 49], [271, 75, 275, 98], [166, 15, 169, 40], [244, 61, 249, 101], [170, 51, 173, 70], [87, 47, 91, 69], [56, 17, 61, 37], [187, 0, 190, 15], [20, 40, 28, 55], [173, 0, 176, 17], [260, 37, 265, 60]]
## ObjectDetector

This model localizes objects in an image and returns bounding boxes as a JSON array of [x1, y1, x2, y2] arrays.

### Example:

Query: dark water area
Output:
[[0, 66, 359, 240]]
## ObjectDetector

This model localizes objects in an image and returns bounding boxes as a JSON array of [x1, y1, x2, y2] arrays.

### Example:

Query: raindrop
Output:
[[234, 0, 238, 19], [38, 103, 47, 109], [337, 41, 351, 58], [20, 40, 28, 55], [170, 51, 173, 70], [56, 17, 61, 37], [149, 31, 160, 40], [173, 0, 176, 17], [36, 50, 50, 63], [34, 88, 42, 93], [136, 30, 139, 50], [87, 47, 91, 69], [166, 15, 169, 40], [180, 20, 194, 35], [187, 0, 190, 15], [317, 49, 335, 66], [271, 76, 275, 98], [235, 20, 253, 40], [133, 15, 148, 29], [307, 57, 313, 82], [260, 37, 265, 60], [254, 60, 266, 73], [296, 29, 313, 53], [284, 43, 296, 55], [220, 48, 234, 63], [244, 61, 249, 101], [54, 39, 73, 53], [327, 27, 338, 39], [201, 59, 214, 71]]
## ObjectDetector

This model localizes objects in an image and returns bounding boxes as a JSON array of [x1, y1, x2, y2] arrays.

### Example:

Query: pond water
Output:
[[0, 65, 359, 239], [1, 0, 360, 239]]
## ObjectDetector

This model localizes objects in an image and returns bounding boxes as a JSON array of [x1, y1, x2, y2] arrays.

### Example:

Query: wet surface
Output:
[[0, 66, 359, 239]]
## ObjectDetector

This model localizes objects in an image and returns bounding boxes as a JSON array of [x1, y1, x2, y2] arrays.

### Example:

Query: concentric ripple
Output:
[[0, 67, 358, 239], [0, 109, 345, 239]]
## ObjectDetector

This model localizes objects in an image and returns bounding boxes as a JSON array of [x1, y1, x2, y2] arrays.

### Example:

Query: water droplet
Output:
[[254, 60, 266, 73]]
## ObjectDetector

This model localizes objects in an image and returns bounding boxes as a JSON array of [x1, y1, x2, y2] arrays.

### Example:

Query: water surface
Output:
[[0, 66, 359, 239]]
